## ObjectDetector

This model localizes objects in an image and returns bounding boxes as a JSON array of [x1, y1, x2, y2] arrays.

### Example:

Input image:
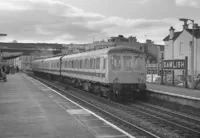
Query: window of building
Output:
[[189, 41, 192, 55], [161, 53, 164, 59], [179, 42, 183, 55]]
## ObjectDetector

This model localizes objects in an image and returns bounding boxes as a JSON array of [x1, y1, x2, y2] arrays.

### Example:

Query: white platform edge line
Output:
[[96, 134, 128, 138], [148, 88, 200, 101], [26, 75, 135, 138]]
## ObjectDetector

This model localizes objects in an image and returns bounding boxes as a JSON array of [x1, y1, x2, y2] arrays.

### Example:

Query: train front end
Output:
[[107, 46, 147, 100]]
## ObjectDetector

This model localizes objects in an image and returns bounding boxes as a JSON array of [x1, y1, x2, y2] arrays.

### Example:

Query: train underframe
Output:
[[33, 71, 148, 101]]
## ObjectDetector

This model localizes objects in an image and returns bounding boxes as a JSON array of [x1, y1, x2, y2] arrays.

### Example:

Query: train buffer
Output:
[[0, 74, 134, 138]]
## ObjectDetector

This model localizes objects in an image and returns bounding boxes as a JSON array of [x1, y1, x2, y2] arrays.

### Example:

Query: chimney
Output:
[[146, 39, 152, 44], [169, 26, 175, 40], [194, 23, 199, 29], [128, 36, 137, 43], [182, 21, 188, 29]]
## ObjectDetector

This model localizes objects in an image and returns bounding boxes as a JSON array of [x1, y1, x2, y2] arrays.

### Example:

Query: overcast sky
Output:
[[0, 0, 199, 44]]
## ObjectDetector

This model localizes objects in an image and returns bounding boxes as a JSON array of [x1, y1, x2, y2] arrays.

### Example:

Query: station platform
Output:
[[0, 74, 133, 138], [147, 83, 200, 99]]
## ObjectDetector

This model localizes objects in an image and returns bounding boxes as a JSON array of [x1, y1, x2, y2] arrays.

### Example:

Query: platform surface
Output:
[[0, 74, 132, 138], [147, 83, 200, 99]]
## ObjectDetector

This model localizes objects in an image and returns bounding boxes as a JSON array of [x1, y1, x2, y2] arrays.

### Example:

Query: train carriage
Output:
[[42, 56, 62, 77], [32, 59, 44, 75], [32, 46, 147, 101]]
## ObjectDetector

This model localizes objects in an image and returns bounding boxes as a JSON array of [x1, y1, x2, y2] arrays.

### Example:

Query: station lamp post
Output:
[[179, 18, 195, 88]]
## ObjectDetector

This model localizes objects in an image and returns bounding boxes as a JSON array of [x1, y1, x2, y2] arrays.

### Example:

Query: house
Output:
[[143, 40, 164, 75], [163, 22, 200, 77]]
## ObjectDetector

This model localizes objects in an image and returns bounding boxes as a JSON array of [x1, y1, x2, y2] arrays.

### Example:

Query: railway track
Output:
[[25, 73, 159, 138], [115, 102, 200, 138], [26, 72, 200, 138]]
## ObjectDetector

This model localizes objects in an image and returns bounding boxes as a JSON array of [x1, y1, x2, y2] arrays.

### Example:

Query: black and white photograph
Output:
[[0, 0, 200, 137]]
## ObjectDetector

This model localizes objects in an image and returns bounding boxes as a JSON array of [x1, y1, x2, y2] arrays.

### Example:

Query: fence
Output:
[[146, 57, 200, 89]]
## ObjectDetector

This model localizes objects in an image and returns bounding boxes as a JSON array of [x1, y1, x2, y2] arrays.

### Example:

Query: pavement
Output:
[[147, 83, 200, 98], [0, 73, 133, 138]]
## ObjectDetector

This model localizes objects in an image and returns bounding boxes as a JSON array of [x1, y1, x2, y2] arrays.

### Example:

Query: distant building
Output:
[[143, 40, 164, 75], [85, 35, 144, 52], [62, 43, 86, 54], [163, 23, 200, 76]]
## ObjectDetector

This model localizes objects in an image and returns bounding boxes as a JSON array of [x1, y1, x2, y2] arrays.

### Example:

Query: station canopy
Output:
[[2, 52, 23, 60], [0, 42, 63, 60]]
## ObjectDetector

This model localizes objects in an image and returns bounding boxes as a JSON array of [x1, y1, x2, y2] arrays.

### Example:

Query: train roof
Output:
[[43, 56, 62, 62], [32, 59, 44, 63], [62, 45, 143, 59], [33, 46, 143, 62]]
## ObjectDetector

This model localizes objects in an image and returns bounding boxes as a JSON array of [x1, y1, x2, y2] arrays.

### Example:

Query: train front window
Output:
[[123, 56, 132, 71], [111, 55, 121, 71]]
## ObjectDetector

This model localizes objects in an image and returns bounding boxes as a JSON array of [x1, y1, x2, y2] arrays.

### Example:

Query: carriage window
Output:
[[90, 58, 93, 69], [84, 59, 87, 69], [80, 60, 82, 69], [75, 60, 78, 69], [93, 59, 95, 69], [72, 60, 74, 68], [70, 60, 72, 68], [68, 60, 71, 68], [78, 60, 80, 69], [123, 56, 132, 71], [65, 61, 67, 68], [77, 60, 79, 69], [87, 59, 90, 69], [96, 58, 100, 69], [57, 62, 59, 68], [111, 55, 121, 71], [74, 60, 76, 68], [103, 58, 106, 70], [81, 59, 84, 69]]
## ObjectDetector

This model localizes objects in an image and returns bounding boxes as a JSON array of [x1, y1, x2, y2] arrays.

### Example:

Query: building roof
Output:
[[163, 29, 200, 41], [185, 29, 200, 39], [163, 32, 182, 41]]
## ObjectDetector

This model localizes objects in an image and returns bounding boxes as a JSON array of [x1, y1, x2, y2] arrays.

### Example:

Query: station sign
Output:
[[163, 59, 185, 69]]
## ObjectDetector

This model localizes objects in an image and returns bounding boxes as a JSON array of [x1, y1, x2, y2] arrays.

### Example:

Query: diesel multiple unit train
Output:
[[32, 46, 147, 101]]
